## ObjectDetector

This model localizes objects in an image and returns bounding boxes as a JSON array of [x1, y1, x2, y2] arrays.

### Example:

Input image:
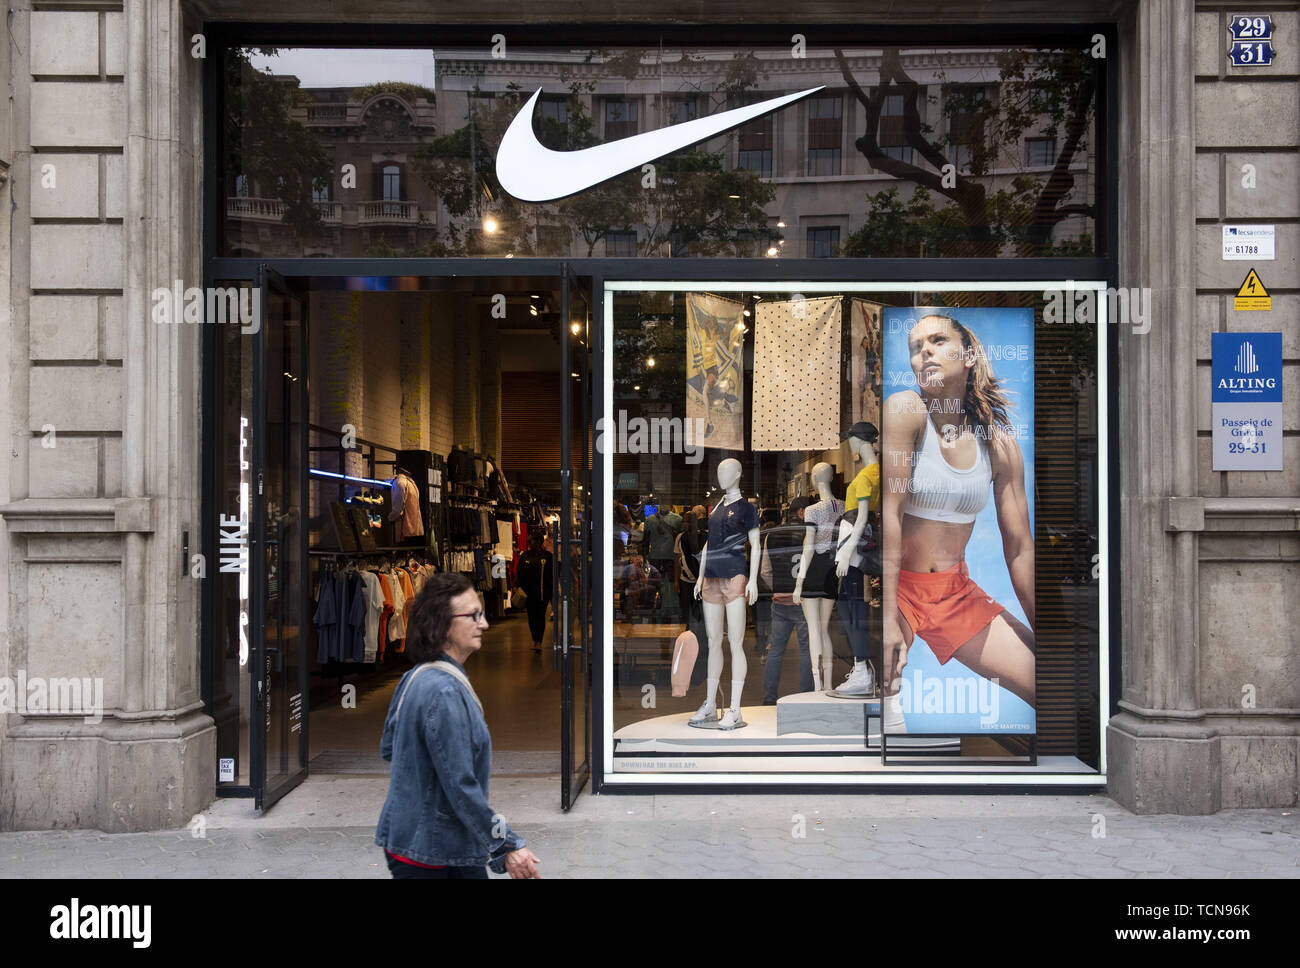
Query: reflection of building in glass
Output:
[[223, 46, 1097, 259]]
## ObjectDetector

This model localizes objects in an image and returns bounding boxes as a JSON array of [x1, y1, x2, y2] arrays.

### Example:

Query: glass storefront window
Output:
[[219, 39, 1103, 259], [600, 281, 1104, 781]]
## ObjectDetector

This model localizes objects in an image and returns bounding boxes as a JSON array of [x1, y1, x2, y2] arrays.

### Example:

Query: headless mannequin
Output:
[[793, 462, 837, 692], [692, 459, 760, 727], [833, 434, 879, 693]]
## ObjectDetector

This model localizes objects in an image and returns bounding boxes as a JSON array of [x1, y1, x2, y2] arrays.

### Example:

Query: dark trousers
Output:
[[754, 598, 772, 654], [836, 565, 872, 662], [525, 598, 549, 644], [386, 853, 489, 879]]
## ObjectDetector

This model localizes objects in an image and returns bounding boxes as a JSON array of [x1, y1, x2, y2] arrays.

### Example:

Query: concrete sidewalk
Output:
[[1, 776, 1296, 878]]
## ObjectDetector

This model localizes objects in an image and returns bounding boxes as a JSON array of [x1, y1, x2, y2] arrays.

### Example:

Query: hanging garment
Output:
[[376, 572, 396, 662], [313, 572, 338, 665], [359, 570, 385, 663], [389, 473, 424, 541], [751, 295, 842, 451], [398, 569, 417, 644], [345, 570, 367, 662], [387, 570, 407, 642]]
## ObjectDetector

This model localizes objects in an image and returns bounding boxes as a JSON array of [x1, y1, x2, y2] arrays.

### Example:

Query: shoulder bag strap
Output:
[[393, 662, 435, 721], [431, 660, 485, 715]]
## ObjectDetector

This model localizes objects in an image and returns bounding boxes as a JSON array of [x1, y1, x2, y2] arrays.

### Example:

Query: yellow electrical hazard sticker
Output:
[[1233, 268, 1271, 310]]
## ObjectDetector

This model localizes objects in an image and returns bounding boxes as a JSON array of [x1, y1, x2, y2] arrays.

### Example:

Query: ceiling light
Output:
[[776, 220, 786, 228], [571, 321, 581, 335], [482, 215, 499, 234], [529, 305, 539, 316], [633, 385, 641, 390], [766, 246, 779, 257], [646, 357, 656, 368]]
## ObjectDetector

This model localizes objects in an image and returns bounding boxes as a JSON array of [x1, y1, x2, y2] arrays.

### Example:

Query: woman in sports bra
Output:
[[881, 314, 1036, 725]]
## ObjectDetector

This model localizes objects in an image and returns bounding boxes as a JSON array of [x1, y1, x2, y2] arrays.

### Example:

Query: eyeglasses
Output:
[[452, 610, 486, 624]]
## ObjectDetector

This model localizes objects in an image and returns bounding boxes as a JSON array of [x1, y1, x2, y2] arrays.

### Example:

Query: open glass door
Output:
[[251, 266, 310, 811], [558, 266, 593, 809]]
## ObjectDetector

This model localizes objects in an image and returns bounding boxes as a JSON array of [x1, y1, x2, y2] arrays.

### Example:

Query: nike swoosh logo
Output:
[[496, 86, 824, 202]]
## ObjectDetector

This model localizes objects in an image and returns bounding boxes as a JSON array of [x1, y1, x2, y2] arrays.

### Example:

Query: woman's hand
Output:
[[504, 848, 542, 879], [882, 611, 909, 694]]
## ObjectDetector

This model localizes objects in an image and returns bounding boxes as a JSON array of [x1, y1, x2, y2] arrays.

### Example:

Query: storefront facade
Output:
[[1, 1, 1297, 830]]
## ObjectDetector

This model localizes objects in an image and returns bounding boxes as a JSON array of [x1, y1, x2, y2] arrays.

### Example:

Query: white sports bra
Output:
[[903, 417, 992, 525]]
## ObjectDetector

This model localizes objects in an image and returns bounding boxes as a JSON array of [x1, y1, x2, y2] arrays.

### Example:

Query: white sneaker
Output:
[[718, 707, 744, 730], [882, 693, 907, 733], [689, 701, 718, 726], [836, 662, 876, 696]]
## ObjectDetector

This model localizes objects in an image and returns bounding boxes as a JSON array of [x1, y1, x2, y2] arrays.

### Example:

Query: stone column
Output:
[[1107, 0, 1217, 813], [0, 0, 214, 832]]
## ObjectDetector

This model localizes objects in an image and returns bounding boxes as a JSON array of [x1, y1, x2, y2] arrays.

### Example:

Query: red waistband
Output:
[[385, 849, 446, 870]]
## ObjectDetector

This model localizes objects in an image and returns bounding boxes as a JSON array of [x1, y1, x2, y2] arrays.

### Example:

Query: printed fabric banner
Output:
[[686, 293, 746, 452], [850, 299, 883, 429], [751, 296, 842, 451], [880, 306, 1035, 736]]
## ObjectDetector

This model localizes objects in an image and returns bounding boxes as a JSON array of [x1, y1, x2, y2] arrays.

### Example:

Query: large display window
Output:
[[600, 281, 1106, 784]]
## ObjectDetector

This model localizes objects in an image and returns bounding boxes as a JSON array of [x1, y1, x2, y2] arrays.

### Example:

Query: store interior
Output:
[[300, 276, 575, 776]]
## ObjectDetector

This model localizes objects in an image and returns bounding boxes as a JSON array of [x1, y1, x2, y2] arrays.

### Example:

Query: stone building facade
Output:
[[0, 0, 1297, 830]]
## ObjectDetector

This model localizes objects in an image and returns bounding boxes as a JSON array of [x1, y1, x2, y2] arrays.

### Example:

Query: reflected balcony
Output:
[[225, 197, 343, 224], [358, 200, 419, 225]]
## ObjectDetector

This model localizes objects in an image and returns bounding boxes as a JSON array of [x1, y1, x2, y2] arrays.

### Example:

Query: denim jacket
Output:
[[374, 658, 525, 873]]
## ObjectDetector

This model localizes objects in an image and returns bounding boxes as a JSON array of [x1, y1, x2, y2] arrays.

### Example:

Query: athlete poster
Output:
[[879, 306, 1035, 736], [850, 298, 883, 429], [685, 293, 746, 451]]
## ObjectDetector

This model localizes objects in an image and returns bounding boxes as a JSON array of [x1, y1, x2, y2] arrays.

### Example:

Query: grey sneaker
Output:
[[718, 707, 744, 730], [689, 701, 718, 725], [836, 661, 876, 696]]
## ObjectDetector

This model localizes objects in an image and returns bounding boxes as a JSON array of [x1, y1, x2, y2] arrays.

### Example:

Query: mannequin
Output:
[[792, 462, 840, 691], [691, 458, 760, 730], [832, 422, 881, 697]]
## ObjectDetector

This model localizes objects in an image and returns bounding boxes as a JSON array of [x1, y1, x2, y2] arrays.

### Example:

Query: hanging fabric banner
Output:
[[850, 298, 883, 429], [685, 293, 746, 451], [751, 295, 842, 451]]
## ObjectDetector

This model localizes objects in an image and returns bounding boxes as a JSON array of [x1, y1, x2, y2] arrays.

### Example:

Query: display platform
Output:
[[613, 704, 956, 754], [777, 690, 877, 736]]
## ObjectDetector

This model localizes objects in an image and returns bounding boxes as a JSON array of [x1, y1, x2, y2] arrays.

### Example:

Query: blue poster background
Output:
[[882, 307, 1035, 734]]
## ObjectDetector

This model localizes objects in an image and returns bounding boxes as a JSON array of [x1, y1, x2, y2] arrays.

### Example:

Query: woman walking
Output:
[[376, 572, 542, 878], [516, 530, 553, 653]]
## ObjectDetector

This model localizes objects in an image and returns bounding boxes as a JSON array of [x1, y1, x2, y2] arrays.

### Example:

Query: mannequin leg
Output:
[[815, 598, 836, 690], [724, 596, 748, 708], [689, 600, 728, 723], [802, 598, 827, 691], [716, 595, 749, 729]]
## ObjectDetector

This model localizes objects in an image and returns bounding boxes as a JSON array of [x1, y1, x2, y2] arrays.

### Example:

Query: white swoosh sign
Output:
[[496, 86, 824, 202]]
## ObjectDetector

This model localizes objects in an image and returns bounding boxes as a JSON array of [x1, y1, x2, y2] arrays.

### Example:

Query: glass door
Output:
[[558, 266, 593, 809], [251, 266, 310, 811]]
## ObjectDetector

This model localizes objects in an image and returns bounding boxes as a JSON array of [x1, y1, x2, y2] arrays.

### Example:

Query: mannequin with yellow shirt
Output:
[[830, 421, 880, 697]]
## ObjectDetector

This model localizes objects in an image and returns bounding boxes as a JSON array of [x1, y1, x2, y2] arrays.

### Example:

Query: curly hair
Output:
[[405, 572, 475, 663]]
